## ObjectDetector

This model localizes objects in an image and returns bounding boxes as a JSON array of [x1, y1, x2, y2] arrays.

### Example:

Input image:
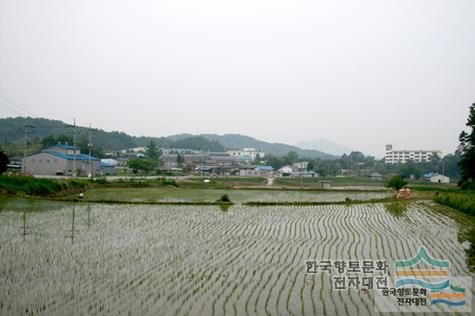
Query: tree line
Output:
[[258, 150, 461, 180]]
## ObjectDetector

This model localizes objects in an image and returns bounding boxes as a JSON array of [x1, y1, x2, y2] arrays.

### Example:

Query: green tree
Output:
[[441, 151, 460, 180], [77, 137, 104, 158], [284, 151, 299, 164], [265, 154, 285, 169], [167, 136, 225, 152], [128, 157, 159, 173], [41, 134, 60, 148], [458, 103, 475, 189], [385, 175, 408, 191], [146, 140, 161, 160], [398, 160, 422, 179], [176, 153, 185, 165], [0, 150, 9, 174]]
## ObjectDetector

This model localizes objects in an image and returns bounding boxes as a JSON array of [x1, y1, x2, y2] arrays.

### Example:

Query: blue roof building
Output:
[[44, 151, 100, 161], [23, 144, 102, 177], [256, 166, 274, 172]]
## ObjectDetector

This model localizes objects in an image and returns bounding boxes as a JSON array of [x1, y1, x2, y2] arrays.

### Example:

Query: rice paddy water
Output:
[[0, 196, 473, 315]]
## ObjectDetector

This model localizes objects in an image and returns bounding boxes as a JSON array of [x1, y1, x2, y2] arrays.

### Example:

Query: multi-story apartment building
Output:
[[227, 148, 265, 161], [384, 144, 441, 164]]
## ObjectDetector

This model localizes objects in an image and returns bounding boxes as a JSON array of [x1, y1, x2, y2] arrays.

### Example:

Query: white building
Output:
[[120, 147, 147, 154], [278, 165, 293, 175], [227, 148, 265, 161], [384, 144, 441, 164], [429, 174, 450, 184], [292, 162, 308, 172]]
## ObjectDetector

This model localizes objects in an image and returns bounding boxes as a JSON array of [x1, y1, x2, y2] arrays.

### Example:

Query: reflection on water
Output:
[[0, 196, 66, 213], [0, 197, 92, 244], [0, 197, 7, 212], [66, 205, 77, 244], [458, 227, 475, 272], [86, 205, 92, 228], [21, 211, 30, 239], [0, 197, 472, 315], [218, 204, 231, 212]]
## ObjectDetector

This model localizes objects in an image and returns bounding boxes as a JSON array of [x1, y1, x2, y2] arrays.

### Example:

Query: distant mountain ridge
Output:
[[296, 139, 355, 156], [166, 133, 336, 159], [0, 117, 335, 159]]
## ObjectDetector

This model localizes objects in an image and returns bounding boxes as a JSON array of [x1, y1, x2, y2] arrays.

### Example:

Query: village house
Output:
[[23, 143, 101, 177], [278, 162, 315, 177], [239, 165, 274, 177], [369, 172, 383, 180], [100, 159, 118, 175], [422, 172, 450, 184]]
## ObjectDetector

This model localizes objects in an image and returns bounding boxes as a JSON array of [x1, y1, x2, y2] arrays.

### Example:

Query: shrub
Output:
[[218, 194, 231, 203], [385, 175, 407, 191], [434, 193, 475, 216], [94, 177, 108, 185], [160, 178, 178, 187]]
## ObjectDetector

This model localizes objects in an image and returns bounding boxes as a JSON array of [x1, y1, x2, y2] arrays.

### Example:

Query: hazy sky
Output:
[[1, 0, 474, 156]]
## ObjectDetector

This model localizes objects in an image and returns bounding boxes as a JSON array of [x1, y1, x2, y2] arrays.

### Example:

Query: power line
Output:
[[0, 92, 37, 117], [0, 98, 25, 117]]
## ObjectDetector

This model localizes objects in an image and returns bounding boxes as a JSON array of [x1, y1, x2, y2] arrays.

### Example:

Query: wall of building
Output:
[[239, 169, 261, 177], [227, 149, 265, 160], [74, 160, 101, 177], [430, 175, 450, 184], [384, 145, 441, 164], [23, 153, 68, 176], [23, 152, 101, 176]]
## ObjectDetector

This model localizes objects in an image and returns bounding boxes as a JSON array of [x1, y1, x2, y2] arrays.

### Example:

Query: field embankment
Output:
[[433, 192, 475, 216], [0, 176, 90, 197]]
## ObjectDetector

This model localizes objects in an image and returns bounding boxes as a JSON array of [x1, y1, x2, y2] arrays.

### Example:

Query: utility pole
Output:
[[88, 123, 93, 178], [22, 125, 35, 173], [72, 119, 77, 177], [347, 156, 350, 175]]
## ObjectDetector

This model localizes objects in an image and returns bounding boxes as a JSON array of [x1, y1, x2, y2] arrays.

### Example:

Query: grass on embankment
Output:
[[0, 176, 181, 197], [433, 191, 475, 216], [1, 175, 472, 211], [0, 176, 90, 197], [408, 186, 475, 217]]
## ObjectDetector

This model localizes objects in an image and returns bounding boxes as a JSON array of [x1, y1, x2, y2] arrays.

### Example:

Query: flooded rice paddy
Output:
[[70, 187, 391, 203], [0, 197, 473, 315]]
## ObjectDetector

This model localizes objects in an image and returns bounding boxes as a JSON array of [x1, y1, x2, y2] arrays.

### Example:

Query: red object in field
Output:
[[394, 188, 414, 199]]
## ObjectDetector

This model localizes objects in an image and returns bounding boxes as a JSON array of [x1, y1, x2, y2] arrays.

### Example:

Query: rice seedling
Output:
[[0, 197, 472, 315]]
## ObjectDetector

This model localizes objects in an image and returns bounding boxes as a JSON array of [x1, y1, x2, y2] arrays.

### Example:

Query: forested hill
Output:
[[0, 117, 335, 159], [0, 117, 225, 153], [0, 117, 137, 151]]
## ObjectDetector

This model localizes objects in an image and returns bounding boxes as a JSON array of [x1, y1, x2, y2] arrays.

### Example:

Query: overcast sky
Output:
[[0, 0, 474, 156]]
